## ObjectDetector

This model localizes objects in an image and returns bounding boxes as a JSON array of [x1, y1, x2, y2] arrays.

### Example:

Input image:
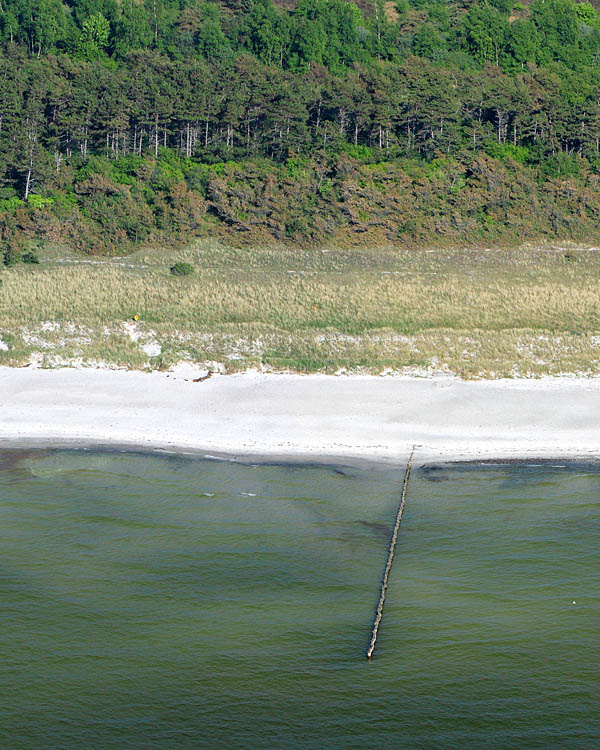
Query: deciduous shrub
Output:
[[3, 238, 23, 267]]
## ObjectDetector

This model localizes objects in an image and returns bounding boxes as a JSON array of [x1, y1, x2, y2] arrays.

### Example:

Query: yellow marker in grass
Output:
[[133, 314, 139, 322]]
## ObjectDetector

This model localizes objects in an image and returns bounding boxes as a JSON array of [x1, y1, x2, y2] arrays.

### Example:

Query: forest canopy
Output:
[[2, 0, 600, 251]]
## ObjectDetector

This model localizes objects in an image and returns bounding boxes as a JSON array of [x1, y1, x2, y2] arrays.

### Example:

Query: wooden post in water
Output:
[[366, 446, 415, 660]]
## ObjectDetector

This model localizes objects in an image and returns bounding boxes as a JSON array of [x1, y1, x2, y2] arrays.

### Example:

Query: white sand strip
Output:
[[2, 368, 600, 463]]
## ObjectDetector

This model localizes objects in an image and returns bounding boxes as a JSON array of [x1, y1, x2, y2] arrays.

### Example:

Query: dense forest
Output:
[[3, 0, 600, 252]]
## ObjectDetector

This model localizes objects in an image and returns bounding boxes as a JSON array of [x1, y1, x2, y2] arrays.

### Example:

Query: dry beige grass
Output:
[[2, 240, 600, 377]]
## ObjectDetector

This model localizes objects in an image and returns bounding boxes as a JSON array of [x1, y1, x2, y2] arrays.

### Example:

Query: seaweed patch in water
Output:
[[419, 465, 450, 482], [0, 449, 53, 480], [356, 520, 391, 541]]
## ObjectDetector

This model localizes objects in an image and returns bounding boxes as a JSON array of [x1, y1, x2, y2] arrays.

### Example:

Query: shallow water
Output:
[[0, 451, 598, 749]]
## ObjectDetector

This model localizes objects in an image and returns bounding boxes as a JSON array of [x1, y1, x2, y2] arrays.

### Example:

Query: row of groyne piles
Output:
[[366, 447, 414, 660]]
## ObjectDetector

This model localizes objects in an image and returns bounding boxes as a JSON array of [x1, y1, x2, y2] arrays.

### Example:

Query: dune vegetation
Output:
[[2, 240, 600, 377]]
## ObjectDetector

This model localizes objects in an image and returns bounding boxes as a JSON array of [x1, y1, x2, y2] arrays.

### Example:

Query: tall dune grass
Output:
[[1, 241, 600, 377]]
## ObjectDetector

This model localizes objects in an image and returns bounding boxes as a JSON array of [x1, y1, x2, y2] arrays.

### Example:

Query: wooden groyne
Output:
[[366, 446, 415, 660]]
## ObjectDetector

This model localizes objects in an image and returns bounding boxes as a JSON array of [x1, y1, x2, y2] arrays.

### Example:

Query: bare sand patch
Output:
[[2, 368, 600, 463]]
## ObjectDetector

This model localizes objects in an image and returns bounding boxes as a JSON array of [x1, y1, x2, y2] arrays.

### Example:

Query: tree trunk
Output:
[[24, 150, 34, 200]]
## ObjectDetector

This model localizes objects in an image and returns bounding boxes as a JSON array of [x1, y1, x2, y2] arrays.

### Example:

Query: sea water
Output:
[[0, 450, 598, 749]]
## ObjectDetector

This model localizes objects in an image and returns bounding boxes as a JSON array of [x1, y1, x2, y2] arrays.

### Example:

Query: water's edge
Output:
[[3, 436, 600, 472]]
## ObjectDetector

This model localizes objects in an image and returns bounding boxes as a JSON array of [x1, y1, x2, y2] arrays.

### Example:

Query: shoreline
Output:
[[3, 367, 600, 465], [4, 439, 600, 472]]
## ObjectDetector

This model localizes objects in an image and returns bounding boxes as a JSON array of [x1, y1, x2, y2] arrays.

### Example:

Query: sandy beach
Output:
[[2, 366, 600, 463]]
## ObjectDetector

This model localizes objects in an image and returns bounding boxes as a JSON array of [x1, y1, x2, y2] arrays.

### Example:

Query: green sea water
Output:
[[0, 450, 598, 749]]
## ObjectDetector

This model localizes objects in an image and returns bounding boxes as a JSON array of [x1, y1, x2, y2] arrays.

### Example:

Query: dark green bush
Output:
[[3, 248, 20, 267], [170, 261, 194, 276]]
